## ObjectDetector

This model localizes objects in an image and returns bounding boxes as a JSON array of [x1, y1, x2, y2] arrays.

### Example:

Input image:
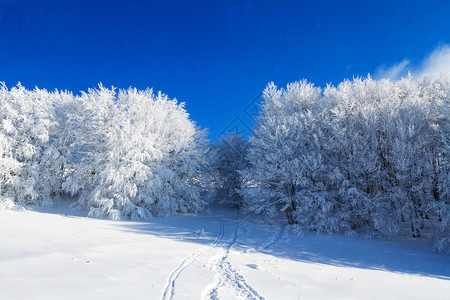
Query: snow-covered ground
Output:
[[1, 201, 449, 300]]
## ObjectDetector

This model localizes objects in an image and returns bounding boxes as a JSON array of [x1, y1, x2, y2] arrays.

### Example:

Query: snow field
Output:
[[1, 206, 449, 300]]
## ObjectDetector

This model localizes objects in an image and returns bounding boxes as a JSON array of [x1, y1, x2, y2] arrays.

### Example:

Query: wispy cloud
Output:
[[415, 45, 450, 79], [374, 44, 450, 80], [374, 59, 410, 80]]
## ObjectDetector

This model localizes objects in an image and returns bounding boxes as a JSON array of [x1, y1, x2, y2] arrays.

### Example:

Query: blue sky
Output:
[[1, 0, 449, 138]]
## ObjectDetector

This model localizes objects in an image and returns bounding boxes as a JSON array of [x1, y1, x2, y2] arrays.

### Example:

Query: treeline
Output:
[[0, 76, 448, 253]]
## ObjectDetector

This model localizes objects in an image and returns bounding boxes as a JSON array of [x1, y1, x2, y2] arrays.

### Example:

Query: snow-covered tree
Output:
[[241, 80, 328, 223], [243, 75, 449, 241], [419, 75, 450, 252], [63, 86, 208, 220], [0, 83, 66, 208], [322, 77, 437, 237], [212, 133, 249, 209]]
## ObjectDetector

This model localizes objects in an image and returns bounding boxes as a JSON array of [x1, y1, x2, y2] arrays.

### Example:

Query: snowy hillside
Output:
[[1, 202, 448, 300]]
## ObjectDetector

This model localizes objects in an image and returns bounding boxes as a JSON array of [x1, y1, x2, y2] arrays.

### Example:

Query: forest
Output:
[[0, 75, 448, 253]]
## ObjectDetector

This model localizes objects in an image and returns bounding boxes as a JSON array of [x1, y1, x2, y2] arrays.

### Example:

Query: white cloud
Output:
[[374, 44, 450, 80], [374, 59, 410, 80], [415, 45, 450, 79]]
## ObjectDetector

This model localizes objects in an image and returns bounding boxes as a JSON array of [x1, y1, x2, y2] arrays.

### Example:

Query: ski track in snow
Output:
[[201, 222, 264, 300], [161, 217, 224, 300], [259, 225, 287, 251]]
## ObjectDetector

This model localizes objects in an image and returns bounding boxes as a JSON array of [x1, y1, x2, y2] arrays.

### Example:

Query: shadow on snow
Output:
[[112, 207, 450, 281], [27, 199, 449, 280]]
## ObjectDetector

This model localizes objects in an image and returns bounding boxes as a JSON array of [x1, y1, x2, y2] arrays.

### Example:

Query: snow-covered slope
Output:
[[0, 203, 449, 300]]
